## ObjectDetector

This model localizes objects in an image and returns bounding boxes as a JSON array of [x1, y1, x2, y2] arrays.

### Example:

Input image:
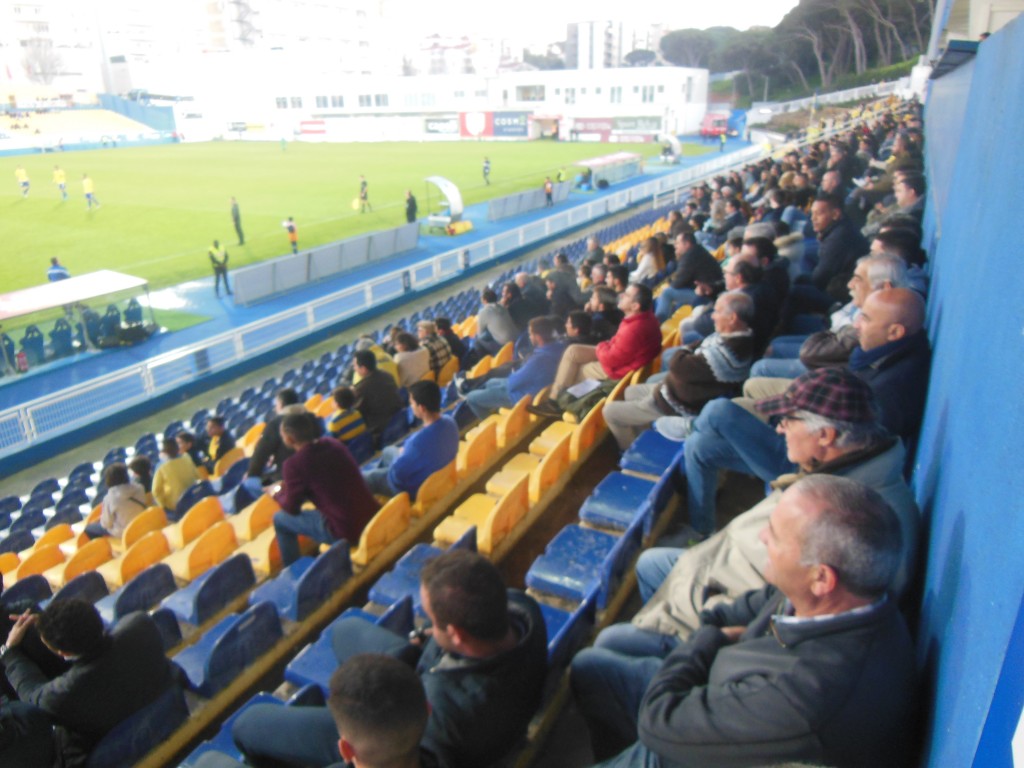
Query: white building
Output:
[[202, 65, 707, 143]]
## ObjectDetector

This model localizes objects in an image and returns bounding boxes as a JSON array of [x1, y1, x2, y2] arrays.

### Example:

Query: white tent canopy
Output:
[[425, 176, 464, 220]]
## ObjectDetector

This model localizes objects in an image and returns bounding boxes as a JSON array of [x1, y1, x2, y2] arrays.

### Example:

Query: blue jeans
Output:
[[362, 446, 400, 497], [682, 399, 793, 535], [750, 357, 807, 379], [765, 334, 808, 359], [654, 286, 698, 322], [272, 509, 336, 566], [636, 547, 681, 603], [465, 378, 513, 420], [571, 648, 663, 761], [84, 522, 109, 539]]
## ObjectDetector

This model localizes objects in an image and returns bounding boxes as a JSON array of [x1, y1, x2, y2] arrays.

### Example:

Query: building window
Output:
[[275, 97, 288, 109], [358, 94, 372, 107], [610, 86, 621, 104], [374, 94, 388, 106], [421, 93, 435, 106], [657, 85, 665, 93], [641, 85, 655, 103], [565, 87, 575, 105], [633, 86, 640, 94], [686, 78, 693, 102], [555, 88, 561, 95], [475, 89, 487, 97], [315, 96, 328, 108], [516, 85, 545, 102], [581, 88, 587, 95], [454, 90, 465, 98], [595, 87, 602, 95], [290, 96, 302, 108], [405, 94, 418, 107], [331, 95, 344, 108]]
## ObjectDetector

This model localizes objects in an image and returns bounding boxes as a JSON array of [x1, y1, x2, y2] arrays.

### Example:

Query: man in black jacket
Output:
[[246, 387, 305, 485], [575, 476, 916, 768], [1, 600, 180, 767], [654, 231, 722, 321], [806, 191, 870, 303]]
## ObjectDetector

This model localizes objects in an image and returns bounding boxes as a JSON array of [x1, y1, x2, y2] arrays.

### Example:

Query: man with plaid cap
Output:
[[583, 368, 920, 660]]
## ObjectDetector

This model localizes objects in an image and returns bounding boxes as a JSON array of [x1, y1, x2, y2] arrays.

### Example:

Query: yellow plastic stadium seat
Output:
[[315, 398, 338, 418], [234, 527, 282, 579], [496, 396, 530, 448], [44, 537, 113, 590], [412, 462, 456, 518], [457, 420, 497, 478], [113, 506, 168, 555], [493, 342, 513, 368], [163, 520, 237, 582], [529, 421, 575, 457], [570, 398, 607, 462], [305, 394, 323, 411], [529, 386, 552, 424], [0, 552, 20, 577], [467, 355, 492, 379], [351, 493, 411, 567], [608, 375, 631, 403], [530, 433, 571, 503], [196, 466, 211, 482], [661, 328, 680, 349], [97, 531, 171, 589], [165, 496, 225, 550], [85, 504, 102, 524], [34, 524, 74, 552], [437, 356, 459, 388], [228, 493, 281, 542], [239, 422, 266, 455], [212, 447, 245, 479], [15, 545, 65, 583], [477, 475, 530, 555], [433, 496, 493, 547], [485, 457, 536, 497]]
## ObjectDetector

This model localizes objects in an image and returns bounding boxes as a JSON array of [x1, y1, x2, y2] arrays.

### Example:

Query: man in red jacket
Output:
[[531, 284, 662, 417]]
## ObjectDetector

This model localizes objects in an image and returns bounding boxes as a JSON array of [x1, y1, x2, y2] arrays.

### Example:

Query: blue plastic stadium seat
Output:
[[211, 458, 249, 495], [11, 508, 46, 534], [525, 525, 618, 604], [379, 408, 412, 447], [172, 481, 216, 522], [174, 601, 283, 697], [618, 429, 685, 478], [368, 569, 424, 616], [62, 477, 93, 496], [84, 684, 189, 768], [96, 564, 178, 625], [180, 693, 282, 766], [394, 526, 476, 578], [162, 554, 256, 626], [451, 400, 476, 430], [150, 607, 183, 651], [46, 504, 84, 530], [0, 496, 21, 515], [0, 530, 35, 554], [346, 432, 374, 465], [0, 513, 11, 533], [51, 571, 109, 605], [579, 472, 656, 533], [248, 540, 352, 622], [3, 574, 53, 604], [23, 493, 53, 513], [596, 525, 643, 608], [30, 478, 60, 497], [542, 587, 599, 669], [102, 447, 128, 466]]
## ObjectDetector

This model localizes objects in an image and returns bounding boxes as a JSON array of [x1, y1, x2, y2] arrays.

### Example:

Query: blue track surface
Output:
[[0, 142, 749, 412]]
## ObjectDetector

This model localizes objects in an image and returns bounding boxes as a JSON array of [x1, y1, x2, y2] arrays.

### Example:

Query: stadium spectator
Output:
[[464, 316, 565, 419], [203, 416, 236, 474], [870, 227, 929, 294], [208, 239, 232, 297], [83, 462, 147, 539], [152, 436, 199, 513], [231, 550, 547, 768], [587, 286, 624, 340], [653, 231, 722, 321], [349, 336, 400, 386], [502, 281, 546, 332], [247, 387, 306, 485], [590, 262, 608, 288], [473, 288, 518, 356], [573, 476, 915, 767], [434, 317, 466, 363], [565, 309, 600, 345], [739, 230, 791, 304], [128, 454, 154, 496], [272, 412, 378, 565], [531, 283, 661, 413], [327, 387, 367, 444], [545, 272, 580, 320], [577, 262, 593, 293], [175, 431, 203, 467], [802, 191, 869, 303], [607, 265, 629, 294], [362, 381, 458, 500], [416, 321, 452, 377], [584, 234, 606, 265], [352, 349, 405, 441], [629, 237, 664, 284], [604, 291, 755, 450], [1, 599, 181, 766], [393, 332, 430, 388], [47, 257, 70, 282], [514, 271, 549, 307]]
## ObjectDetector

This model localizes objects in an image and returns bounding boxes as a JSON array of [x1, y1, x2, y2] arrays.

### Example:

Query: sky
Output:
[[389, 0, 802, 43]]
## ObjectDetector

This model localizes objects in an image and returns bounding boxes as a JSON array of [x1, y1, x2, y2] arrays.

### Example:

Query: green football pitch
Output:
[[1, 140, 712, 293]]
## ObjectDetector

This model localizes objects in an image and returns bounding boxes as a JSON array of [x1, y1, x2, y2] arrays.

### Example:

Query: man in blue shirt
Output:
[[464, 316, 564, 419], [362, 381, 459, 500]]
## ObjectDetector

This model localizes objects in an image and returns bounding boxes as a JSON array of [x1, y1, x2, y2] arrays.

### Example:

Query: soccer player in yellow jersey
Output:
[[15, 166, 29, 198], [82, 173, 100, 210], [52, 165, 67, 200]]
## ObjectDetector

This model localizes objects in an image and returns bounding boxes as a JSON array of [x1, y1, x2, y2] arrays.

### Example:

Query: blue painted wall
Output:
[[916, 15, 1024, 767], [97, 94, 176, 132]]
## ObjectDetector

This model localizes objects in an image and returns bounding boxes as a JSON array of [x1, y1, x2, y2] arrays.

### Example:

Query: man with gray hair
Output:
[[603, 291, 755, 451], [573, 473, 916, 767]]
